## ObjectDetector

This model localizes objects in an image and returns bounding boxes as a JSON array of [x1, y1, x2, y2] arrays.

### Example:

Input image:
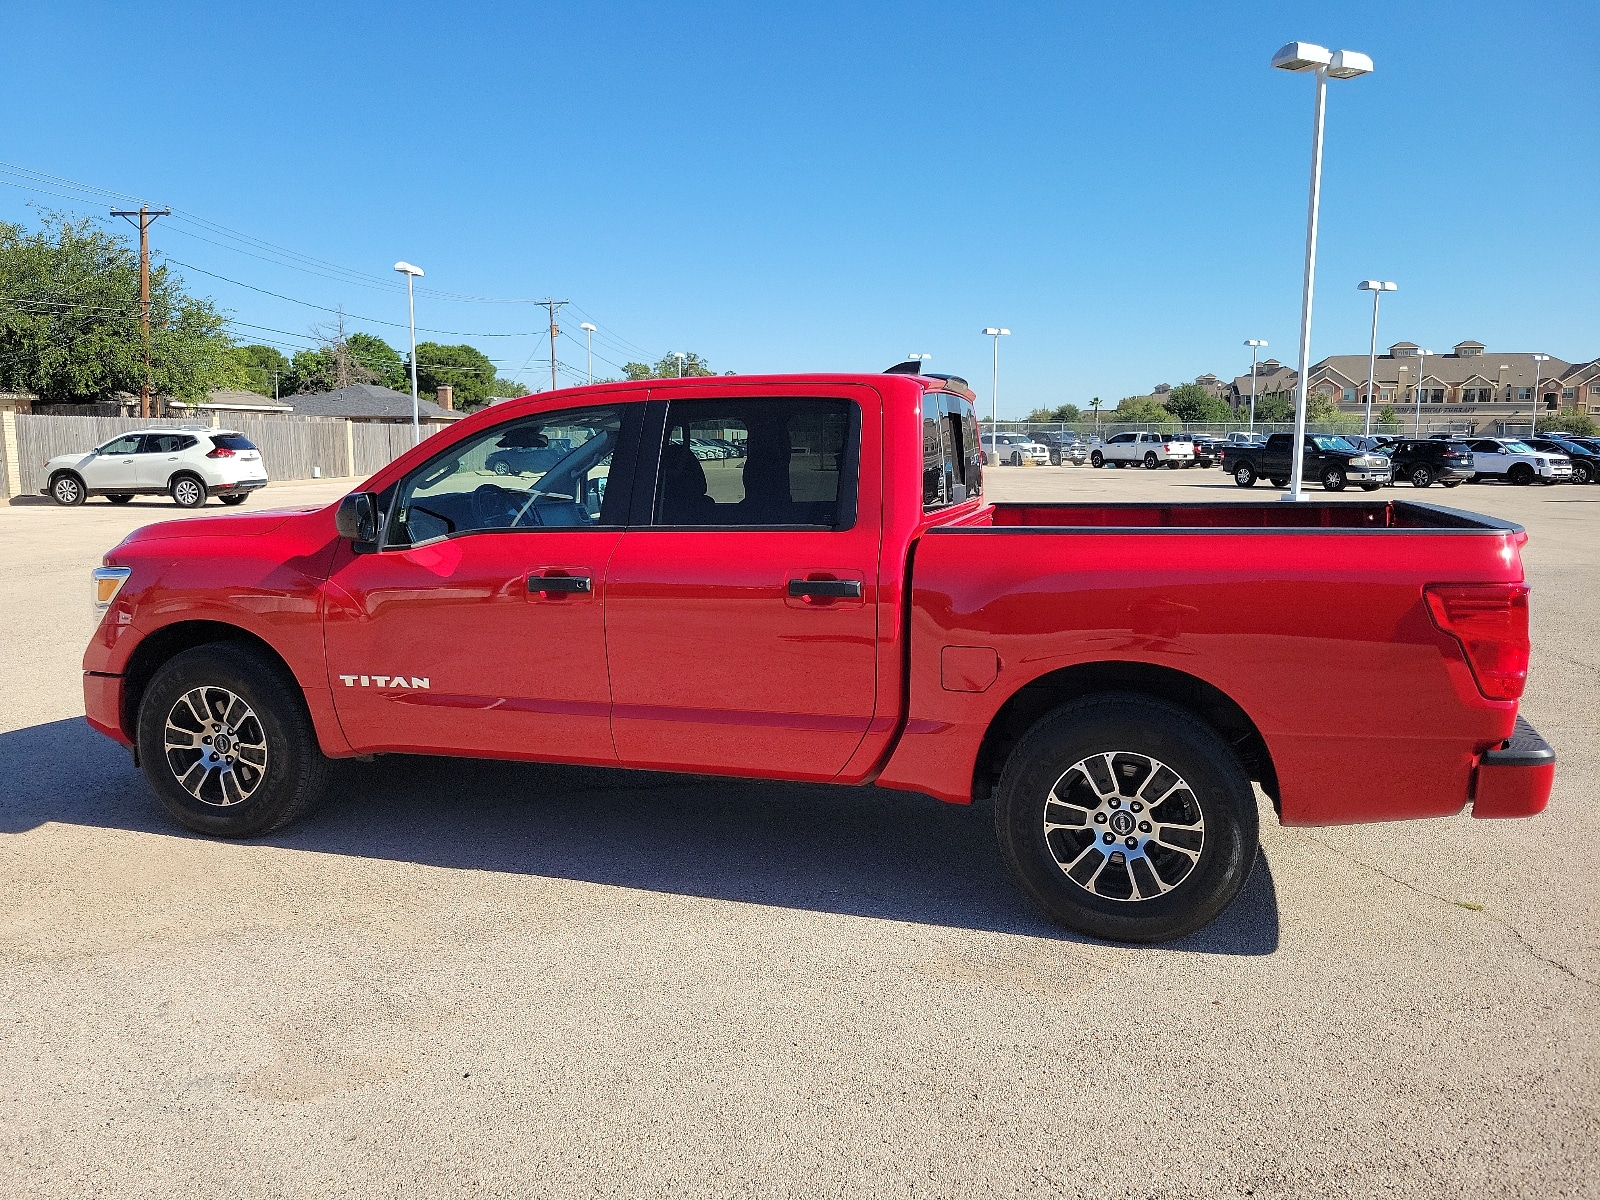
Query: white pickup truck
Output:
[[1091, 431, 1196, 470]]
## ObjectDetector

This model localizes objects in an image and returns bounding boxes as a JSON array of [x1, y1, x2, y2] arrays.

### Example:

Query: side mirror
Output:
[[335, 493, 377, 544]]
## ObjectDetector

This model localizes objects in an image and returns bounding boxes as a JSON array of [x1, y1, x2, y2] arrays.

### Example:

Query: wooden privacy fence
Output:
[[0, 413, 447, 498]]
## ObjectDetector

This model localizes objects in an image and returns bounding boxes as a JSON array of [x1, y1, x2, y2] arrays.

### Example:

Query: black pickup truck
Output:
[[1220, 433, 1393, 492]]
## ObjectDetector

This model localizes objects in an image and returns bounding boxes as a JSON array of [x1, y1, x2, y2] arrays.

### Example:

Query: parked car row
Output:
[[44, 426, 269, 507], [1216, 432, 1589, 491]]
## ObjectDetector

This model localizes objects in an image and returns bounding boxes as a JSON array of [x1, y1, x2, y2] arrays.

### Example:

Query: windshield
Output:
[[1310, 435, 1356, 451]]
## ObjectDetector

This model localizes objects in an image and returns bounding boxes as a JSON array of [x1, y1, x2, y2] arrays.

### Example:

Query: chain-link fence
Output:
[[984, 417, 1500, 440]]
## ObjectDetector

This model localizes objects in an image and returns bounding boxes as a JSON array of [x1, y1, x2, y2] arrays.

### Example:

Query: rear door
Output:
[[605, 385, 881, 781], [136, 432, 197, 490], [1471, 439, 1509, 476]]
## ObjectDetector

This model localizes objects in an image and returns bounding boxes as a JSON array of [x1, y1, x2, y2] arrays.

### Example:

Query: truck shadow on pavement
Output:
[[2, 717, 1279, 955]]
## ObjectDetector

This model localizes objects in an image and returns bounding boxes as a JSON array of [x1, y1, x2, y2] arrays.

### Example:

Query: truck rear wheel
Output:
[[136, 643, 331, 838], [1232, 463, 1257, 487], [994, 695, 1259, 943], [1143, 452, 1159, 469]]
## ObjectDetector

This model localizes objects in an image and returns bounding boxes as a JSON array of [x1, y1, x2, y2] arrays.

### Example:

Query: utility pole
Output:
[[540, 299, 568, 392], [110, 206, 171, 419]]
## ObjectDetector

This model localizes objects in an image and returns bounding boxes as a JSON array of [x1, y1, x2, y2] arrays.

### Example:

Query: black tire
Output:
[[993, 695, 1259, 944], [1409, 465, 1432, 488], [106, 494, 134, 505], [50, 472, 86, 506], [492, 460, 512, 476], [1269, 477, 1289, 488], [1441, 480, 1462, 488], [1090, 451, 1104, 468], [1360, 483, 1383, 492], [1233, 462, 1257, 488], [1143, 452, 1159, 470], [1010, 452, 1023, 467], [1321, 466, 1347, 492], [1573, 461, 1595, 485], [1508, 464, 1534, 486], [1167, 460, 1182, 470], [136, 643, 331, 838], [219, 494, 248, 506], [170, 473, 207, 508]]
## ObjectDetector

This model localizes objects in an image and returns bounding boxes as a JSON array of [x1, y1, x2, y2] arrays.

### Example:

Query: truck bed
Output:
[[956, 500, 1524, 533], [875, 498, 1528, 825]]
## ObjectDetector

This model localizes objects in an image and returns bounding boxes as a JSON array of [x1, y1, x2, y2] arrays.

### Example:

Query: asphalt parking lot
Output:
[[1, 469, 1595, 1199]]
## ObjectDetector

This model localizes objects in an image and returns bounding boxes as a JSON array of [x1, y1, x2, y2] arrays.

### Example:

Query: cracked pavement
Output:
[[0, 470, 1594, 1198]]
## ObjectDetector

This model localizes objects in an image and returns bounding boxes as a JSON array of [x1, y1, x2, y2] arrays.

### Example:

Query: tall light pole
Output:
[[1529, 354, 1550, 437], [981, 328, 1010, 435], [580, 322, 597, 384], [1244, 340, 1268, 432], [672, 351, 687, 377], [393, 261, 425, 445], [1271, 42, 1374, 500], [1412, 348, 1434, 436], [1357, 281, 1397, 436]]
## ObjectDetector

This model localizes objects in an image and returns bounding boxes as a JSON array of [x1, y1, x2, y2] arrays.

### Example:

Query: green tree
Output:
[[414, 342, 499, 408], [228, 344, 290, 397], [1256, 394, 1295, 422], [1163, 382, 1231, 423], [1113, 396, 1175, 426], [1538, 409, 1597, 437], [1377, 404, 1398, 426], [0, 213, 242, 404], [1026, 402, 1082, 423], [623, 351, 717, 380], [346, 332, 406, 391]]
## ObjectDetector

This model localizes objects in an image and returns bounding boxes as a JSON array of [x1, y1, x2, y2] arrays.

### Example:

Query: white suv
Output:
[[44, 427, 270, 508], [1465, 437, 1571, 486]]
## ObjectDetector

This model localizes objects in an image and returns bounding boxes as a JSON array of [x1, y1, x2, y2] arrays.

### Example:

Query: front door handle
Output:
[[788, 579, 862, 600], [527, 573, 591, 595]]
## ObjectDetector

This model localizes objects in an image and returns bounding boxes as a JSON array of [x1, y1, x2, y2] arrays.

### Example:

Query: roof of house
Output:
[[1228, 363, 1299, 394], [282, 383, 461, 421], [1309, 349, 1573, 388]]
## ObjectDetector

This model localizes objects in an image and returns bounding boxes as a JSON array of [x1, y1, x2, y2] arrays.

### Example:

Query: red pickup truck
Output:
[[82, 371, 1555, 942]]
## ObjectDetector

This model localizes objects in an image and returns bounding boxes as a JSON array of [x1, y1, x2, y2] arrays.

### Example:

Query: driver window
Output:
[[385, 404, 629, 547], [100, 435, 142, 455]]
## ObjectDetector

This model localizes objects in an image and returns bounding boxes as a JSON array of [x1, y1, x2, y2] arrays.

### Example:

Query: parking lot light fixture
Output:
[[393, 261, 425, 445], [1357, 281, 1398, 436], [1272, 41, 1374, 501], [982, 328, 1010, 435], [673, 351, 687, 377], [1244, 340, 1268, 432], [580, 323, 597, 384], [1529, 354, 1550, 436], [1412, 349, 1434, 435]]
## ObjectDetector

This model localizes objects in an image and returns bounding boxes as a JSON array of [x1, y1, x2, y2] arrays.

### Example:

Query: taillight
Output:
[[206, 445, 235, 458], [1424, 583, 1530, 701]]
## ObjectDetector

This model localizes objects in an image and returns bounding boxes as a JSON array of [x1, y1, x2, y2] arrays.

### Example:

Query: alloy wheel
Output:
[[163, 686, 270, 807], [1041, 751, 1205, 902], [1411, 466, 1431, 488], [173, 477, 204, 507]]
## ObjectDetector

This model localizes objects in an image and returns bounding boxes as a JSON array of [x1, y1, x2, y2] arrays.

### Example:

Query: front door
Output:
[[605, 390, 881, 782], [322, 400, 642, 761], [85, 434, 143, 491]]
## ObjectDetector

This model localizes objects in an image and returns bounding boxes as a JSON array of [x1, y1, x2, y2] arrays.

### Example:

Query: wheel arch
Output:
[[120, 620, 298, 743], [971, 660, 1279, 814], [49, 467, 86, 491]]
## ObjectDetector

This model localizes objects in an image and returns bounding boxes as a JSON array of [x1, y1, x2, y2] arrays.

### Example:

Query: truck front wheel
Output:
[[993, 695, 1259, 943], [136, 643, 332, 838]]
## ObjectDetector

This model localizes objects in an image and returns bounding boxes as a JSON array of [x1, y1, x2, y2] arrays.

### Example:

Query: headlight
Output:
[[92, 566, 132, 614]]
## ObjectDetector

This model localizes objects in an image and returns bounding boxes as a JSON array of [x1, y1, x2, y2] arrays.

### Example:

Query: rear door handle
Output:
[[788, 579, 862, 600], [527, 573, 591, 595]]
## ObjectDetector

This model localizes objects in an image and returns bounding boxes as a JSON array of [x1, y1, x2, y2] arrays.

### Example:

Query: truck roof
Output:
[[492, 371, 978, 408]]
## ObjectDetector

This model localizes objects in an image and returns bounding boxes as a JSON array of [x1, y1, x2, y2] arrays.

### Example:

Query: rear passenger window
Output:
[[655, 398, 857, 529], [923, 393, 980, 511], [146, 434, 195, 453]]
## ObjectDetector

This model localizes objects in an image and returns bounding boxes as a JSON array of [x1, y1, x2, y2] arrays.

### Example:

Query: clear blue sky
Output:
[[1, 1, 1594, 414]]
